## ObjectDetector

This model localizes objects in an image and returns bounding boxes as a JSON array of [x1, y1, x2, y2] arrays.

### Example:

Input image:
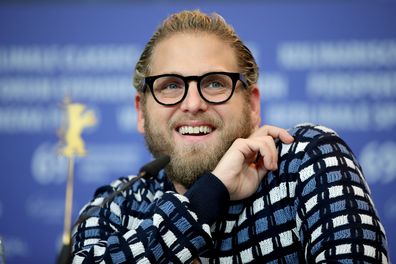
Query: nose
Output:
[[179, 81, 208, 113]]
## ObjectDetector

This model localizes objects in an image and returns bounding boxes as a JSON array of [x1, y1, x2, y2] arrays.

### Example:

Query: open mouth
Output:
[[177, 125, 213, 136]]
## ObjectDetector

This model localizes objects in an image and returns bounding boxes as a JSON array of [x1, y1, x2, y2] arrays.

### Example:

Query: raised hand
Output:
[[212, 125, 294, 200]]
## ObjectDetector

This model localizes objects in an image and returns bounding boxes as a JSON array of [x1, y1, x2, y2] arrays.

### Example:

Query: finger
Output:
[[254, 158, 268, 181], [250, 159, 268, 185], [236, 138, 265, 165], [278, 129, 294, 144], [260, 135, 278, 170], [263, 125, 293, 143], [253, 125, 294, 144], [258, 140, 277, 171], [244, 137, 278, 171]]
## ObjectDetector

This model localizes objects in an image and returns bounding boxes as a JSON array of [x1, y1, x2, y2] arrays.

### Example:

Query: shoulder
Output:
[[92, 171, 168, 202], [280, 123, 345, 157], [76, 172, 168, 228], [277, 123, 358, 176], [288, 123, 339, 143]]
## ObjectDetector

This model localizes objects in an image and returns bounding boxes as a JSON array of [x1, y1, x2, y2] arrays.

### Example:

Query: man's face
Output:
[[135, 33, 261, 188]]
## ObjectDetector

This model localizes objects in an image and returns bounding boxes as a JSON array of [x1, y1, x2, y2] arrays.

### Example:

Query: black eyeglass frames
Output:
[[143, 71, 248, 106]]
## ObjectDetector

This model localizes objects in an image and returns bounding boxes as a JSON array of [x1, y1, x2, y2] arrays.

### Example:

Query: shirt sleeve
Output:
[[289, 125, 389, 263], [71, 174, 222, 264]]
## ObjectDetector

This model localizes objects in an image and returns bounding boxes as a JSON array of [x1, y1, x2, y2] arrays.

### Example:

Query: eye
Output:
[[201, 74, 231, 92], [207, 81, 224, 89], [154, 77, 184, 92], [163, 83, 180, 90], [202, 78, 227, 90]]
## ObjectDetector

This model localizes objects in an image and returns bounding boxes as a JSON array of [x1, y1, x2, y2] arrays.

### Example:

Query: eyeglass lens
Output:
[[152, 73, 234, 105]]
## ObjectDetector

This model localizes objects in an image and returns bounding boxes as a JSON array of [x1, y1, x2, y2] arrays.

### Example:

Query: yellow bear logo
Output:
[[60, 102, 96, 157]]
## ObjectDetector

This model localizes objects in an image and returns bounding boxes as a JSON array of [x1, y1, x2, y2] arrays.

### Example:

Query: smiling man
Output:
[[71, 10, 389, 263], [138, 32, 264, 194]]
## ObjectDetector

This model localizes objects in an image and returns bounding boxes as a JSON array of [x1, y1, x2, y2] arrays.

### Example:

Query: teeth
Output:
[[178, 126, 213, 135]]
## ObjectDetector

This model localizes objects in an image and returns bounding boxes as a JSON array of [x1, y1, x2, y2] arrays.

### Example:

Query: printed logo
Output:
[[31, 143, 68, 185]]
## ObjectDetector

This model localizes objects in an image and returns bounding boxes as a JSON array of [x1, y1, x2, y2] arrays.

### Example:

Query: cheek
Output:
[[217, 98, 245, 119], [146, 105, 175, 131]]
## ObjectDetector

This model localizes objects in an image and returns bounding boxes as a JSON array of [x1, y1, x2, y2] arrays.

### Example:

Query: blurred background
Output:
[[0, 0, 395, 263]]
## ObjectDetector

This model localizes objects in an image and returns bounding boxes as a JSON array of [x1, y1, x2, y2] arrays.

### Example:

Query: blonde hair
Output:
[[133, 10, 259, 92]]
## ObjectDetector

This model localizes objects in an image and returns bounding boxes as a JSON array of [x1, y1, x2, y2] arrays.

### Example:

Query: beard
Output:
[[142, 100, 254, 189]]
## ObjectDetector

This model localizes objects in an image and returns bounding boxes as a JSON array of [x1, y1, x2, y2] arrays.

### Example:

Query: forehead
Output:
[[149, 32, 239, 76]]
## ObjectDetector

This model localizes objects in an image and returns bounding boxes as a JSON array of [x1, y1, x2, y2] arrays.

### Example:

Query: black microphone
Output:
[[139, 155, 171, 179], [103, 155, 171, 205]]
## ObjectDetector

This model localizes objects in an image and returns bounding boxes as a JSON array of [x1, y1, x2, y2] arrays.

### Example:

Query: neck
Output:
[[173, 182, 187, 195]]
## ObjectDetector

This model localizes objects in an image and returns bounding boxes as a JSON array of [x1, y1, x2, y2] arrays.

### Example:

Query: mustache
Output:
[[168, 113, 223, 130]]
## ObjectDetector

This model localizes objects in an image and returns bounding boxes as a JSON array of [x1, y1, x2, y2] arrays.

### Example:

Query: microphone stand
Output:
[[56, 156, 75, 264]]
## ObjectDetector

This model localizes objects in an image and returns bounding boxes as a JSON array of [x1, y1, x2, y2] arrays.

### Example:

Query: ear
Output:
[[249, 85, 261, 128], [135, 93, 145, 133]]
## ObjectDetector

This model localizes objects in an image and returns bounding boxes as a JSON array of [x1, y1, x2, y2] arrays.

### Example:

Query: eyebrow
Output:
[[150, 69, 232, 77]]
